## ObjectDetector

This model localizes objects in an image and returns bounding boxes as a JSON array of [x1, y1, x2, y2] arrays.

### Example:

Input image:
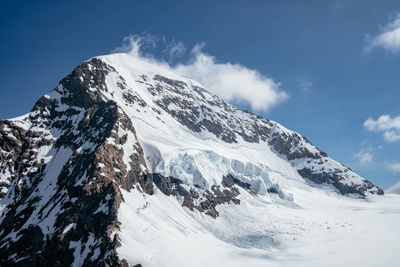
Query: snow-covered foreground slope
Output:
[[0, 53, 394, 266], [118, 186, 400, 267]]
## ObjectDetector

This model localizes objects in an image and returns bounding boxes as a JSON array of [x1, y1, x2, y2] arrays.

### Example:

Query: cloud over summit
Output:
[[114, 34, 288, 112]]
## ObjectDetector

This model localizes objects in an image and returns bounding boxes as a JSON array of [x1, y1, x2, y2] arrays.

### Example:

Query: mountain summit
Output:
[[0, 53, 387, 266]]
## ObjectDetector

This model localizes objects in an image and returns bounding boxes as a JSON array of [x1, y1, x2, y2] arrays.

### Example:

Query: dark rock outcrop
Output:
[[153, 173, 253, 218], [298, 168, 384, 196], [0, 59, 146, 266]]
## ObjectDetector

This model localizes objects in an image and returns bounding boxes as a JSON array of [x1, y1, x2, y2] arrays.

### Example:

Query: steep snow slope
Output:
[[0, 53, 392, 266], [99, 53, 382, 197], [386, 181, 400, 194]]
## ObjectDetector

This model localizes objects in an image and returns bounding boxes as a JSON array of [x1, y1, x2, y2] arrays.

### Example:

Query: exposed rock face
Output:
[[149, 74, 272, 144], [153, 173, 254, 218], [0, 55, 383, 265], [298, 167, 383, 196], [0, 59, 146, 266]]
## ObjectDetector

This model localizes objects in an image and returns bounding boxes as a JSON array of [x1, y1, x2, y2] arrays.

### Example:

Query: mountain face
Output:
[[0, 54, 383, 266]]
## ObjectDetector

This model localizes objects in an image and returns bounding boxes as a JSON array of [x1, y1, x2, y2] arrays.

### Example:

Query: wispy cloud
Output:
[[113, 34, 288, 112], [364, 115, 400, 142], [298, 79, 313, 93], [163, 40, 186, 62], [354, 148, 373, 165], [388, 162, 400, 172], [114, 34, 157, 55], [365, 13, 400, 53]]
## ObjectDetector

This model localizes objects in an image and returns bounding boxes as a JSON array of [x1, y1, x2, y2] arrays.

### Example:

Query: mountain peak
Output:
[[0, 55, 383, 266]]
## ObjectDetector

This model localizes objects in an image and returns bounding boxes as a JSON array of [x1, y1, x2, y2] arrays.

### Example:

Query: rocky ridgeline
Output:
[[0, 59, 143, 266]]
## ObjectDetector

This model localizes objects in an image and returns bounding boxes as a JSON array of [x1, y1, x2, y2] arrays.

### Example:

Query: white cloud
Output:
[[364, 115, 400, 142], [365, 13, 400, 53], [174, 44, 288, 111], [113, 34, 288, 112], [383, 131, 400, 142], [389, 162, 400, 172], [354, 149, 373, 165]]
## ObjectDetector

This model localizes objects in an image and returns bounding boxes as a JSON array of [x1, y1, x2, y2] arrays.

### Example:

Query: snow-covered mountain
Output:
[[386, 181, 400, 194], [1, 53, 398, 267]]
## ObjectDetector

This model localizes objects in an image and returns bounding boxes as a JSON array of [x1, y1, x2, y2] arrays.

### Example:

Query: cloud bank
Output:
[[114, 34, 288, 112], [364, 115, 400, 142], [365, 13, 400, 53]]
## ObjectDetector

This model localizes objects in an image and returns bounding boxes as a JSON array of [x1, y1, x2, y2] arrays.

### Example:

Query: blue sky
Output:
[[1, 0, 400, 189]]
